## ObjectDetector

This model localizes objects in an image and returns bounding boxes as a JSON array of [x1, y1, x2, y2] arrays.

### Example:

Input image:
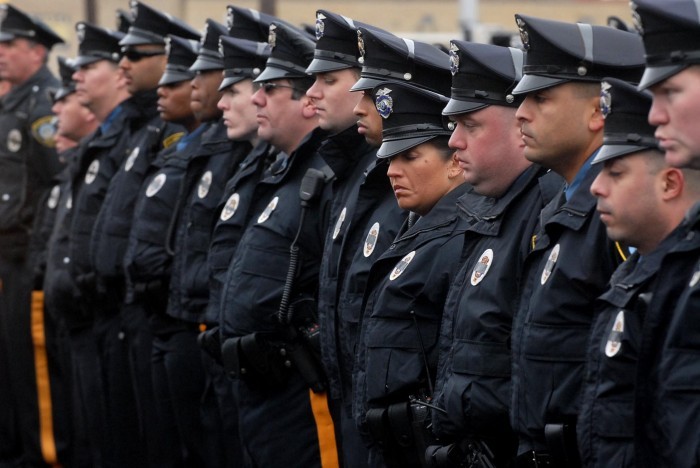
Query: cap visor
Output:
[[442, 98, 489, 116], [219, 75, 247, 91], [350, 76, 383, 92], [305, 58, 353, 74], [592, 144, 651, 164], [377, 135, 435, 159], [254, 66, 306, 83], [158, 70, 194, 86], [119, 32, 163, 47], [0, 32, 15, 42], [638, 64, 686, 90], [512, 74, 569, 95], [189, 56, 224, 72], [53, 87, 76, 102], [72, 55, 105, 68]]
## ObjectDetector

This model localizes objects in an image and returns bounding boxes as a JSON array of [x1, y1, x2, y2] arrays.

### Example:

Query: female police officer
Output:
[[353, 80, 470, 467]]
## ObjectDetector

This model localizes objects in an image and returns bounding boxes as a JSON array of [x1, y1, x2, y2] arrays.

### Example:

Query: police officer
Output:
[[43, 55, 101, 468], [219, 22, 338, 467], [578, 77, 700, 468], [508, 16, 645, 467], [427, 41, 563, 468], [354, 81, 469, 468], [205, 11, 277, 466], [304, 11, 406, 467], [0, 4, 64, 465], [123, 32, 202, 468], [627, 2, 700, 466], [68, 21, 134, 468]]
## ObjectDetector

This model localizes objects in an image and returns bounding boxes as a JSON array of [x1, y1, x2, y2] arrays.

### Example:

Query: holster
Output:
[[221, 332, 291, 388], [544, 423, 581, 468]]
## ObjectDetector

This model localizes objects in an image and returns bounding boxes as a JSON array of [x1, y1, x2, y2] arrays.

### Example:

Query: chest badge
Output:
[[198, 170, 212, 199], [390, 250, 415, 281], [66, 193, 72, 210], [332, 207, 347, 240], [220, 193, 240, 221], [85, 159, 100, 185], [470, 249, 494, 286], [258, 196, 279, 224], [540, 243, 560, 285], [47, 185, 60, 209], [689, 265, 700, 288], [146, 173, 167, 198], [605, 310, 625, 358], [364, 222, 380, 258], [124, 147, 139, 172], [8, 129, 22, 152]]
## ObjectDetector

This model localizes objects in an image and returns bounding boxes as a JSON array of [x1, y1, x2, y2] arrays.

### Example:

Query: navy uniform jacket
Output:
[[122, 141, 190, 308], [353, 183, 471, 426], [43, 147, 82, 326], [0, 65, 62, 262], [317, 126, 406, 401], [432, 166, 561, 454], [168, 122, 250, 325], [90, 90, 183, 287], [220, 127, 330, 339], [207, 141, 274, 324], [68, 101, 133, 298], [510, 162, 627, 454], [577, 224, 684, 468], [635, 204, 700, 468]]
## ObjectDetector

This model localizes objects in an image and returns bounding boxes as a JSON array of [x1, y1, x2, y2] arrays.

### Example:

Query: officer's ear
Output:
[[660, 166, 684, 201], [588, 95, 605, 133], [300, 94, 317, 119]]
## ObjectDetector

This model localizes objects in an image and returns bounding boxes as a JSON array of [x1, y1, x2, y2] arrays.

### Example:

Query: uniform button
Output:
[[63, 257, 70, 264], [1, 193, 9, 201], [118, 331, 125, 340], [687, 231, 696, 241], [389, 244, 396, 250]]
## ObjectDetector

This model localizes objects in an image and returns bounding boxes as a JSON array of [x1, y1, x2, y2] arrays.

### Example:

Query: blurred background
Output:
[[10, 0, 635, 62]]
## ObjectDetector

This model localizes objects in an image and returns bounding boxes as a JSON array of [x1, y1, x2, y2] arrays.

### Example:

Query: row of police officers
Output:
[[1, 0, 700, 467]]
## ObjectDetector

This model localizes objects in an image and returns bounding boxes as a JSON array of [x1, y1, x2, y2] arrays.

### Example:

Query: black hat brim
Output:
[[592, 144, 657, 164], [377, 135, 436, 159], [73, 55, 106, 68], [219, 75, 248, 91], [254, 66, 308, 83], [305, 58, 354, 74], [512, 74, 570, 95], [158, 70, 194, 86], [350, 76, 384, 92], [189, 56, 223, 72], [53, 86, 76, 102], [638, 64, 686, 90], [119, 31, 163, 46], [442, 98, 489, 116], [0, 31, 15, 42]]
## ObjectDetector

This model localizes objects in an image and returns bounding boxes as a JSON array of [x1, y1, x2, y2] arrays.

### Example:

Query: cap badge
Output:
[[164, 37, 172, 57], [200, 23, 209, 47], [357, 30, 366, 64], [600, 81, 612, 119], [0, 6, 7, 24], [449, 43, 459, 76], [315, 13, 326, 40], [218, 38, 224, 57], [630, 2, 644, 34], [516, 17, 530, 50], [129, 0, 139, 20], [268, 24, 277, 50], [77, 23, 86, 43], [364, 222, 380, 257], [226, 7, 234, 30], [375, 87, 394, 119]]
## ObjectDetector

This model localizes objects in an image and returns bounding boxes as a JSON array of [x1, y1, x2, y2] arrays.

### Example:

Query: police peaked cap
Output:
[[593, 77, 660, 164], [631, 0, 700, 89], [219, 36, 270, 90], [254, 22, 316, 82], [0, 4, 64, 49], [74, 22, 124, 67], [189, 19, 228, 72], [226, 5, 292, 43], [52, 56, 77, 102], [371, 81, 451, 159], [120, 1, 200, 46], [307, 10, 376, 73], [351, 27, 451, 96], [159, 35, 200, 86], [116, 9, 134, 35], [512, 14, 645, 94], [443, 41, 524, 116]]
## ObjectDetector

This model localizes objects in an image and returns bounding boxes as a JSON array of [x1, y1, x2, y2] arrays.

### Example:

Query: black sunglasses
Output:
[[121, 48, 166, 62], [254, 82, 300, 95]]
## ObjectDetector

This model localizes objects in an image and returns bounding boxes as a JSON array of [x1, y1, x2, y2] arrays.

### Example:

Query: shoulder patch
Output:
[[162, 131, 185, 149], [31, 115, 57, 148]]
